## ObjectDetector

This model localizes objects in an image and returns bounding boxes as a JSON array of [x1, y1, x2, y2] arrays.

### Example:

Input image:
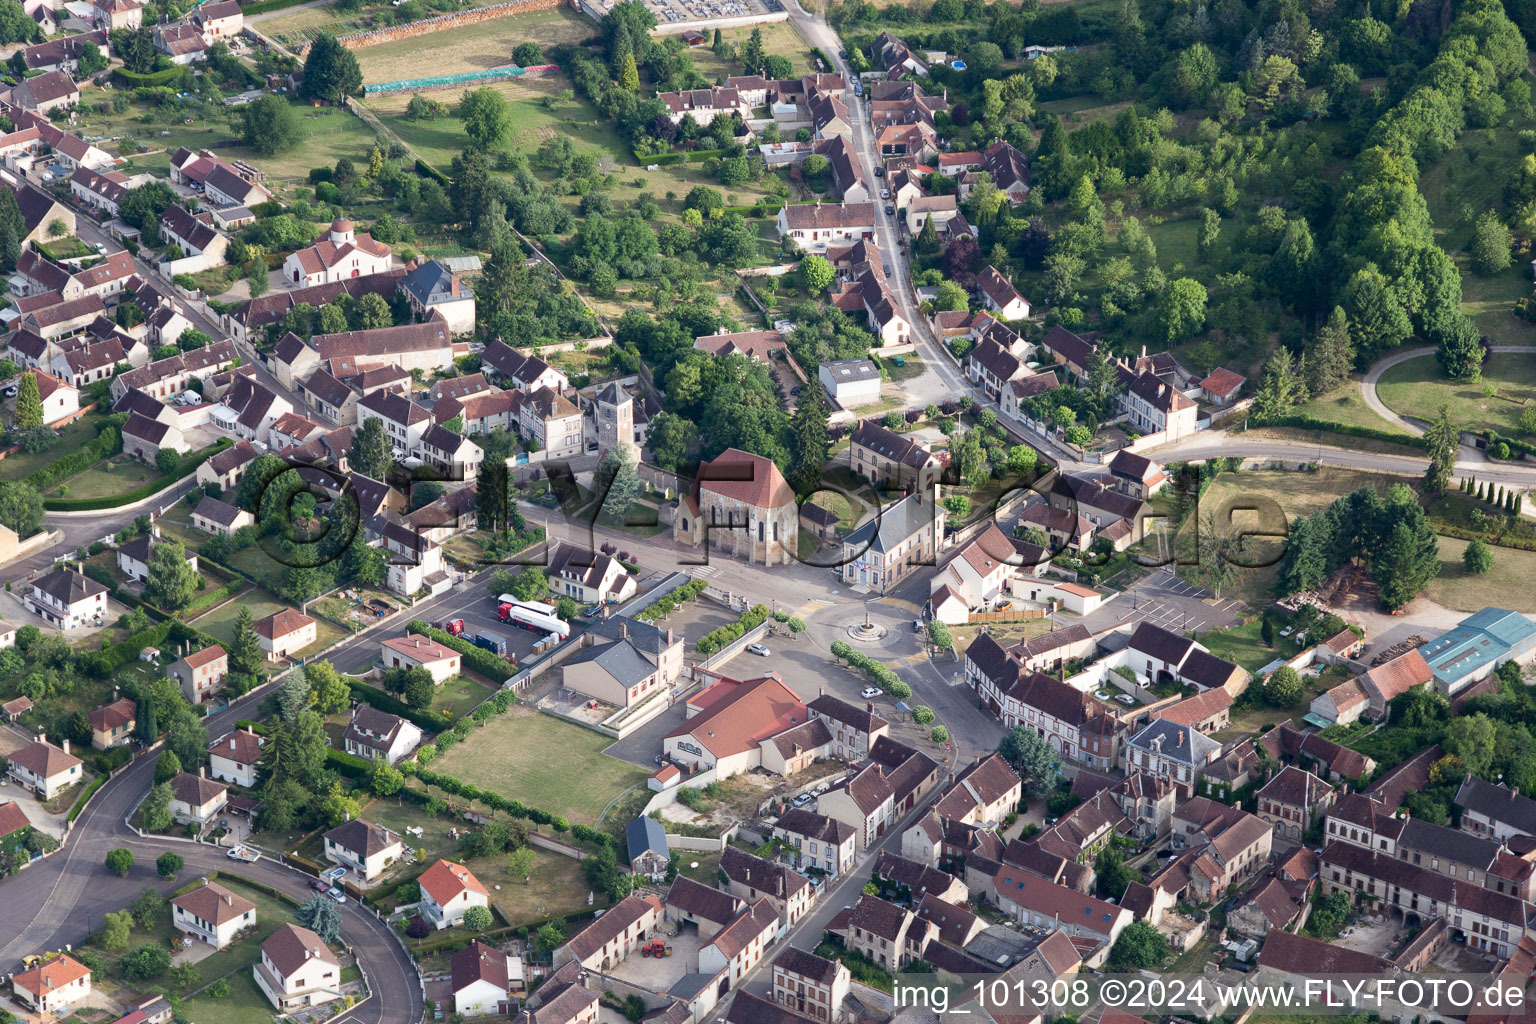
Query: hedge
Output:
[[348, 680, 452, 733], [327, 747, 374, 780], [694, 603, 769, 655], [1484, 430, 1536, 459], [43, 437, 234, 511], [415, 160, 449, 186], [1248, 414, 1429, 450], [637, 147, 727, 166], [828, 640, 912, 699], [67, 776, 107, 822], [406, 619, 518, 680], [28, 425, 120, 491], [112, 66, 189, 88]]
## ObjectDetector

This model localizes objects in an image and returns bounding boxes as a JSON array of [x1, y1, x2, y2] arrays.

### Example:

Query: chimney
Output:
[[200, 764, 205, 778], [1178, 729, 1185, 746], [61, 739, 68, 755], [223, 892, 232, 906], [620, 622, 628, 640], [1157, 383, 1167, 398], [819, 686, 825, 697], [667, 627, 674, 644], [866, 702, 874, 714]]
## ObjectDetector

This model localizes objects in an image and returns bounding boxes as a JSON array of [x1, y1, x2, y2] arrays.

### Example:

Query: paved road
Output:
[[0, 680, 423, 1024], [1359, 344, 1536, 438]]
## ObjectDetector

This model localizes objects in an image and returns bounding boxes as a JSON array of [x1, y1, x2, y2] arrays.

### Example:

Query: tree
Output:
[[997, 726, 1062, 800], [131, 889, 166, 931], [119, 181, 176, 237], [800, 253, 834, 293], [297, 893, 343, 944], [1444, 713, 1498, 778], [1005, 445, 1038, 476], [1470, 211, 1513, 275], [230, 607, 263, 678], [1264, 666, 1303, 707], [153, 749, 181, 784], [1436, 317, 1485, 382], [513, 42, 542, 66], [1374, 517, 1440, 612], [459, 87, 515, 150], [1253, 347, 1307, 419], [1095, 846, 1133, 901], [916, 213, 939, 253], [0, 480, 43, 538], [1422, 405, 1459, 495], [156, 852, 184, 878], [369, 756, 404, 796], [144, 539, 198, 610], [111, 26, 156, 73], [1464, 538, 1495, 574], [1196, 206, 1221, 258], [927, 621, 953, 651], [350, 416, 393, 481], [462, 905, 493, 931], [1306, 306, 1355, 396], [13, 372, 40, 430], [119, 945, 171, 981], [306, 660, 349, 714], [933, 280, 969, 312], [402, 672, 435, 711], [406, 93, 449, 120], [154, 447, 179, 476], [101, 910, 133, 950], [278, 665, 311, 722], [105, 848, 134, 877], [787, 390, 830, 494], [1157, 277, 1207, 341], [508, 845, 536, 881], [239, 95, 306, 157], [1108, 921, 1168, 971], [535, 922, 565, 952], [302, 33, 362, 103], [596, 445, 642, 522], [140, 781, 174, 832]]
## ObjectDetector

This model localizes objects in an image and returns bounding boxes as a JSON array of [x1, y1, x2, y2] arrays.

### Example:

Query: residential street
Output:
[[0, 679, 423, 1024]]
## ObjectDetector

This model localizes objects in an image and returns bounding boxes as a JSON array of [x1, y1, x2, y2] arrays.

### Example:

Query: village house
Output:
[[26, 567, 106, 630], [88, 697, 136, 750], [7, 737, 82, 798], [451, 941, 522, 1017], [819, 761, 896, 851], [11, 956, 91, 1014], [208, 729, 262, 788], [848, 419, 940, 493], [840, 491, 945, 594], [381, 634, 461, 683], [343, 705, 423, 765], [770, 947, 849, 1023], [1122, 372, 1198, 440], [254, 608, 317, 661], [553, 893, 663, 971], [1124, 720, 1223, 797], [625, 816, 669, 881], [191, 495, 254, 537], [719, 845, 813, 927], [700, 899, 779, 985], [169, 771, 228, 826], [1257, 765, 1337, 841], [255, 923, 340, 1010], [322, 819, 403, 880], [172, 880, 257, 949], [418, 859, 489, 930], [775, 202, 877, 252], [773, 808, 857, 877], [1456, 776, 1536, 843]]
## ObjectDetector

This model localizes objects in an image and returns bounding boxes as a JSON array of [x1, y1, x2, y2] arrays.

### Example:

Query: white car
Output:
[[1115, 694, 1136, 706], [327, 887, 347, 904], [746, 642, 771, 656], [880, 188, 891, 199], [1094, 690, 1111, 700], [861, 686, 882, 699]]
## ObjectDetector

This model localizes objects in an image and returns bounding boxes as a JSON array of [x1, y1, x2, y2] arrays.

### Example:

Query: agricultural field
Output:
[[1376, 352, 1536, 437], [426, 704, 648, 825], [259, 0, 567, 48], [351, 7, 596, 84]]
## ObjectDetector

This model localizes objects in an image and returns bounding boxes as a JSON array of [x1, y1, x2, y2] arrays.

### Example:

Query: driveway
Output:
[[1360, 345, 1536, 438]]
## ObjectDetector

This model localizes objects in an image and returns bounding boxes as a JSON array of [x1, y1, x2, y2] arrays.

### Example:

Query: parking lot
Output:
[[1086, 568, 1245, 635]]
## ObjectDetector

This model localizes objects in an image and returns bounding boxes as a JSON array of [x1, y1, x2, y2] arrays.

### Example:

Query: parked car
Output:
[[912, 619, 923, 632], [885, 205, 895, 215], [839, 49, 849, 57], [746, 642, 771, 657], [861, 686, 882, 699], [792, 793, 813, 808], [880, 188, 891, 199], [309, 878, 329, 892], [1115, 694, 1136, 706], [873, 165, 884, 177], [327, 887, 347, 903]]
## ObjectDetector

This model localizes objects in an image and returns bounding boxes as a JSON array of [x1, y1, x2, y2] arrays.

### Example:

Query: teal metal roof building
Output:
[[1417, 607, 1536, 696]]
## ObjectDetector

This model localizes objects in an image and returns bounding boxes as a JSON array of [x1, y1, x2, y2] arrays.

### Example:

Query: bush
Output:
[[347, 678, 452, 733]]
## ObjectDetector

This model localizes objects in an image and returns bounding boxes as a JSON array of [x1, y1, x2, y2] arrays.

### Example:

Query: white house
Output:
[[255, 608, 317, 661], [26, 567, 107, 630], [818, 358, 882, 408], [323, 818, 403, 880], [11, 956, 91, 1014], [380, 634, 461, 683], [977, 265, 1031, 319], [6, 738, 82, 799], [208, 729, 263, 788], [418, 858, 490, 930], [452, 941, 522, 1017], [255, 923, 341, 1010], [281, 219, 393, 287], [169, 771, 229, 826], [776, 202, 877, 252], [400, 260, 476, 334], [357, 389, 432, 458], [172, 880, 257, 949], [342, 705, 423, 765]]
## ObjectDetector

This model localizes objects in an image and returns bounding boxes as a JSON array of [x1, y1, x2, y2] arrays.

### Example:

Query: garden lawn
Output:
[[1193, 618, 1302, 675], [190, 590, 291, 645], [176, 967, 282, 1024], [1423, 536, 1536, 614], [0, 418, 103, 481], [427, 705, 647, 825], [1376, 352, 1536, 438], [1290, 381, 1413, 435], [474, 847, 594, 927], [351, 7, 594, 83], [688, 22, 815, 82], [45, 456, 159, 500], [429, 675, 499, 721]]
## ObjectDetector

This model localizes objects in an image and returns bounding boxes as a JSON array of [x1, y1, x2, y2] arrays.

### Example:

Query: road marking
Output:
[[875, 597, 922, 614], [798, 600, 832, 616], [904, 653, 927, 666]]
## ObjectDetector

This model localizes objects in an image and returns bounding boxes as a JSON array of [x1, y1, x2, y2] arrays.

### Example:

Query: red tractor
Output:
[[640, 941, 673, 958]]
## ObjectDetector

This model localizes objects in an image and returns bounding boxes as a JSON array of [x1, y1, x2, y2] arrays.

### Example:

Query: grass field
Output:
[[0, 418, 102, 481], [190, 590, 290, 642], [365, 76, 783, 214], [688, 21, 815, 82], [1290, 381, 1413, 435], [1376, 352, 1536, 437], [177, 966, 282, 1024], [262, 0, 563, 46], [429, 705, 647, 825], [429, 675, 499, 720], [352, 7, 594, 83], [1193, 468, 1407, 600], [1423, 535, 1536, 614], [1194, 618, 1303, 675], [45, 456, 158, 499]]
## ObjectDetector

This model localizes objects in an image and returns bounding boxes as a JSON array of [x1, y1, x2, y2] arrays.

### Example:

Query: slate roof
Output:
[[324, 818, 399, 857], [625, 815, 667, 865], [32, 567, 106, 606]]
